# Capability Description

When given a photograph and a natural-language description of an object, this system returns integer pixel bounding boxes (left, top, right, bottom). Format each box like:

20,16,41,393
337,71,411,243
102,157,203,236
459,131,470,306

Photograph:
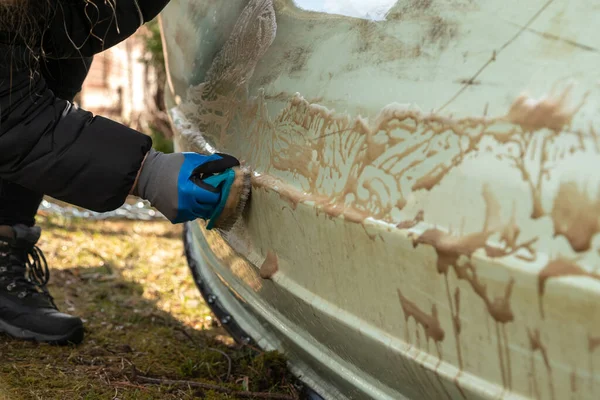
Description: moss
149,125,174,154
0,217,298,399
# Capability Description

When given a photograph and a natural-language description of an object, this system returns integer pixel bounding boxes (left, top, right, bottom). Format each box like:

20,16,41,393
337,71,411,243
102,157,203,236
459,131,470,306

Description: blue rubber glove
133,149,240,223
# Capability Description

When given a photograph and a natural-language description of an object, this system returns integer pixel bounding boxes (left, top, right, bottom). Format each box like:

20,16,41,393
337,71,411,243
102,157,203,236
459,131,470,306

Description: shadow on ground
0,218,297,400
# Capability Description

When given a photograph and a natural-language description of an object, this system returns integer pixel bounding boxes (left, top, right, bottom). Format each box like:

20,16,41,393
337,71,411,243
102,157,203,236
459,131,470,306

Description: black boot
0,224,84,345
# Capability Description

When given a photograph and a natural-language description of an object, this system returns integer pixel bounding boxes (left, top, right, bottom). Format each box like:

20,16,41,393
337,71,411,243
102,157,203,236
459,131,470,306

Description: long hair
0,0,54,74
0,1,39,44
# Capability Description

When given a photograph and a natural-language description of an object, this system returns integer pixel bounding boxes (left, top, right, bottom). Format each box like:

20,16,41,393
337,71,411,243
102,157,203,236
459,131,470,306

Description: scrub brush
192,165,252,231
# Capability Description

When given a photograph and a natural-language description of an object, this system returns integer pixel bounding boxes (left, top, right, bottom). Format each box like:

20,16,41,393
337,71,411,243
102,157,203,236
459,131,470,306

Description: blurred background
76,20,174,154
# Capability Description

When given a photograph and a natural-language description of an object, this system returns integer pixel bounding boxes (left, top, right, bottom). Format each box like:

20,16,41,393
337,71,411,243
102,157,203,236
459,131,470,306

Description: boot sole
0,319,84,345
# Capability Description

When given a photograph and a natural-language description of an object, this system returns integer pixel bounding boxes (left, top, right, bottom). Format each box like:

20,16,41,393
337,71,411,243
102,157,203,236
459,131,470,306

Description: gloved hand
132,149,240,223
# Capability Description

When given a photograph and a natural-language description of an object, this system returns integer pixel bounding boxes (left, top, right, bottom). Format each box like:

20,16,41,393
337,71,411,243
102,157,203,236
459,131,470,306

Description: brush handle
191,153,240,178
190,152,240,193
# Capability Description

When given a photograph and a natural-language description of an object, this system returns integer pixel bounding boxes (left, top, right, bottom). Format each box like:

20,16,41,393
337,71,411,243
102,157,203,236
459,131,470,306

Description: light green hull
161,1,600,398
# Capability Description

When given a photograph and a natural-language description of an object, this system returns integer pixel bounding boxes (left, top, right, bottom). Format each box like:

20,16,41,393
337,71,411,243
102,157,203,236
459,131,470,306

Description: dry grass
0,212,298,400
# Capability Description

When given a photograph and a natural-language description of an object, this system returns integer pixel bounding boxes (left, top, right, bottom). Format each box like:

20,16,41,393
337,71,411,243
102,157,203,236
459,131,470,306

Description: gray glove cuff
133,148,184,221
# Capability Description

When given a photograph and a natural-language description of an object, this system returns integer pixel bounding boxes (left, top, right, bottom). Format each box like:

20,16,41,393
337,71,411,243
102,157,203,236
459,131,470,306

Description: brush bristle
211,166,251,230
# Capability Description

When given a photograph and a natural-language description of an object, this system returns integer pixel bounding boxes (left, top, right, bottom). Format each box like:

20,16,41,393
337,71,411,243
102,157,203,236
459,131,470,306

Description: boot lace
0,243,55,306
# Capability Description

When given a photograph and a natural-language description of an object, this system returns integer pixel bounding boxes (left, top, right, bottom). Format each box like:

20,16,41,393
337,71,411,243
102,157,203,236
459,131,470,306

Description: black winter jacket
0,0,170,212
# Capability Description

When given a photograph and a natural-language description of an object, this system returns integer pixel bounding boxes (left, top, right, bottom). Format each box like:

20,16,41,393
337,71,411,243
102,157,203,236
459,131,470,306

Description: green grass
0,214,298,399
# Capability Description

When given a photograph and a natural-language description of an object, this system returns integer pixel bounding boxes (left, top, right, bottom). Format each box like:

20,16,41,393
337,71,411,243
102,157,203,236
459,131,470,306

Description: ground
0,212,298,400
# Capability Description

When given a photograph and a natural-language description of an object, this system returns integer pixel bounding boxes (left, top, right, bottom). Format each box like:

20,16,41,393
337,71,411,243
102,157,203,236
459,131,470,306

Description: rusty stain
529,339,542,399
351,18,423,62
413,185,519,322
278,191,300,210
551,181,600,252
486,204,538,261
456,78,481,86
528,328,555,400
502,324,512,389
283,46,311,73
353,19,377,53
426,16,459,50
397,289,445,343
496,323,507,388
414,227,489,273
538,259,600,317
571,368,577,392
252,174,371,224
181,77,590,230
453,371,467,399
396,210,424,229
263,91,295,102
259,250,279,279
505,85,587,132
528,329,550,370
414,239,516,323
453,287,461,338
588,335,600,352
493,316,514,389
444,276,463,370
412,185,519,389
407,0,433,11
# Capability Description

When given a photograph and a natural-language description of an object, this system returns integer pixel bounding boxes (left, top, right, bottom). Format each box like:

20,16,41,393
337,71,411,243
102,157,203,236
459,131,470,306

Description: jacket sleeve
0,75,152,212
42,0,171,58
